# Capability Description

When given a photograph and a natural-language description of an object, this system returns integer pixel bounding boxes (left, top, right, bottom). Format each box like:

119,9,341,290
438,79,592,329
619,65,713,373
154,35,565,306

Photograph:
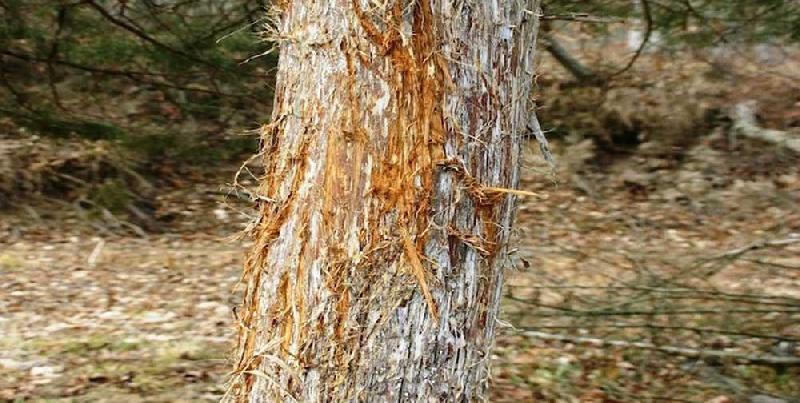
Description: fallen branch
710,237,800,261
524,324,799,342
732,101,800,153
527,111,556,169
540,33,597,83
694,235,800,277
541,13,625,24
516,330,800,367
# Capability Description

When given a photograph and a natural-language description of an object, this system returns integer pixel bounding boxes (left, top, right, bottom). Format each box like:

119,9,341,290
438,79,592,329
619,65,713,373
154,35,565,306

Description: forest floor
1,133,799,402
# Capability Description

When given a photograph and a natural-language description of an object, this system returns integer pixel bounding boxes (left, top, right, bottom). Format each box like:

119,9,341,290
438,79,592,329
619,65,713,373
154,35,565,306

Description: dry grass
0,137,147,210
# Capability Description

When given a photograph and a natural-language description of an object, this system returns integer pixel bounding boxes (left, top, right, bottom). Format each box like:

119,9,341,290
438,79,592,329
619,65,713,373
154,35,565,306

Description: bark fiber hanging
230,1,541,401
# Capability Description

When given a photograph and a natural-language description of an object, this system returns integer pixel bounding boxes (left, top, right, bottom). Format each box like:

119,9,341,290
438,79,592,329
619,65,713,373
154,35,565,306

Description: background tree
228,0,542,401
540,0,800,83
0,0,276,218
1,0,273,163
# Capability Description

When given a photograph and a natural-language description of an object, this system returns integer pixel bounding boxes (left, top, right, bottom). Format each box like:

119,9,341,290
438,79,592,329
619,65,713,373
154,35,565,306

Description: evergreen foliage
546,0,800,46
0,0,275,165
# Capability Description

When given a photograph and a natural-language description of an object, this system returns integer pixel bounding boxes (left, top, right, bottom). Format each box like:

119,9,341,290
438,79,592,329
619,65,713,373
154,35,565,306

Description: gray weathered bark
229,1,541,401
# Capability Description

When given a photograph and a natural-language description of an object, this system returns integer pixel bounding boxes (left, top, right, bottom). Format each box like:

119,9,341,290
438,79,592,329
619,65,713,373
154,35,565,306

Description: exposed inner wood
229,1,542,401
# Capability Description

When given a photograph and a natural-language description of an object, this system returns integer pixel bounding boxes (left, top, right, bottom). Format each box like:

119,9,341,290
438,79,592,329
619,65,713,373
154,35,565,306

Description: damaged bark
229,1,541,401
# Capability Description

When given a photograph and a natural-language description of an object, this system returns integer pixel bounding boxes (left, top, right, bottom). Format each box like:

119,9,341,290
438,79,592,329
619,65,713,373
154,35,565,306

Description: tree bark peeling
230,1,541,401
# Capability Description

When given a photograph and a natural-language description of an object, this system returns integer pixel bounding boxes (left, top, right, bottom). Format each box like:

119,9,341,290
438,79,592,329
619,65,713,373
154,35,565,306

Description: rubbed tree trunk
230,1,541,401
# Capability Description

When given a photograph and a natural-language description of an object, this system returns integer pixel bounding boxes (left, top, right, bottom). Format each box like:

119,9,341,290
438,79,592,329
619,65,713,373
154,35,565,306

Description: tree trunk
230,1,541,401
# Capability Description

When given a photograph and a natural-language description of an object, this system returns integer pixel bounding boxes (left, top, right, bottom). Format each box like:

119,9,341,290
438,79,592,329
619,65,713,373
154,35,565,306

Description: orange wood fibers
231,0,537,399
401,227,438,319
234,123,314,400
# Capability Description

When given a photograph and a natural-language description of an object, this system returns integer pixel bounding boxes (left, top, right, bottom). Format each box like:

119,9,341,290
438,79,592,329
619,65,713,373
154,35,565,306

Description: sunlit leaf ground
2,133,798,401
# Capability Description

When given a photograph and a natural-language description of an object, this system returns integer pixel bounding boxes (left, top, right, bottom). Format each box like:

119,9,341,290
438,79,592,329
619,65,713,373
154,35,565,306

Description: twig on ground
541,13,625,24
87,239,105,268
516,330,800,367
711,237,800,261
528,111,556,169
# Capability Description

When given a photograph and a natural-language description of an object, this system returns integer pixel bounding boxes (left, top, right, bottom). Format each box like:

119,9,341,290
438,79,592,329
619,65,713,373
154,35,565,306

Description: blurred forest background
1,0,799,402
